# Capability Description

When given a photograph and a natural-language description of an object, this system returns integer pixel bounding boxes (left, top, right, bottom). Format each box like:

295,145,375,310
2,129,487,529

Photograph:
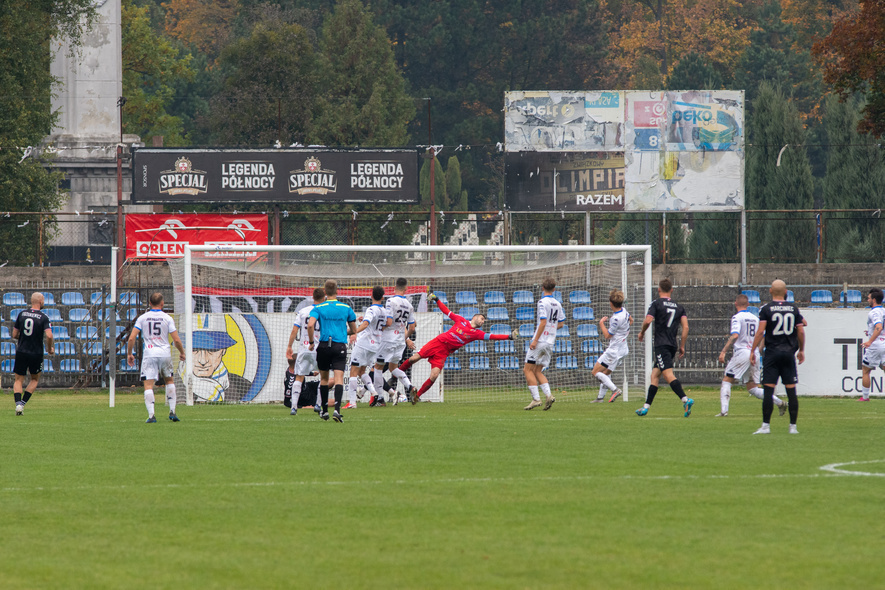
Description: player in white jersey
590,290,633,403
345,286,390,408
523,278,565,411
717,293,785,416
859,288,885,401
373,277,417,405
285,288,325,415
127,293,186,423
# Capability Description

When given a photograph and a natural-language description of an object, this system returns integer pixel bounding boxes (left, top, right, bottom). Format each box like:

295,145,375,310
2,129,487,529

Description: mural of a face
194,348,225,378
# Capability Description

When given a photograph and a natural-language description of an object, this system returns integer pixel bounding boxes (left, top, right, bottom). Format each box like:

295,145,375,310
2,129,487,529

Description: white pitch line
819,459,885,477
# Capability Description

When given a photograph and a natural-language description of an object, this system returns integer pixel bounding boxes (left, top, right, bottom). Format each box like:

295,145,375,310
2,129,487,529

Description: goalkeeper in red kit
399,291,513,404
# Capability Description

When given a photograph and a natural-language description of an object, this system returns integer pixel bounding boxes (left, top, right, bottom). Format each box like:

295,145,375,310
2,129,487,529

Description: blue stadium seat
69,308,90,322
489,323,511,336
515,307,534,321
552,291,563,303
569,290,591,304
484,291,505,304
9,309,24,322
41,292,56,306
487,307,509,321
90,292,113,305
555,356,578,370
75,326,98,340
455,291,478,305
557,325,570,337
106,325,126,339
3,292,26,306
747,306,759,316
469,357,490,370
742,290,761,304
120,358,138,372
97,309,120,322
458,306,480,319
841,290,862,305
126,308,139,321
0,326,9,339
444,356,461,371
42,358,54,373
584,356,599,369
61,292,86,306
498,356,520,370
811,290,833,304
85,342,102,355
553,340,572,353
518,323,534,338
53,326,69,340
573,307,594,321
1,342,15,355
1,359,13,372
465,341,487,354
786,290,795,302
55,342,76,355
119,291,140,305
433,291,448,304
523,340,532,353
44,308,63,322
60,359,81,373
576,324,598,338
582,340,603,354
494,340,515,354
513,290,533,304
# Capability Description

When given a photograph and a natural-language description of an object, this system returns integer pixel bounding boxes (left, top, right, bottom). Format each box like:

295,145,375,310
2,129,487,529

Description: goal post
170,244,652,406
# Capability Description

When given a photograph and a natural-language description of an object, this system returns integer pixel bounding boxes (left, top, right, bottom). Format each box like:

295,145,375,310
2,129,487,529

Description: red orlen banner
125,214,269,259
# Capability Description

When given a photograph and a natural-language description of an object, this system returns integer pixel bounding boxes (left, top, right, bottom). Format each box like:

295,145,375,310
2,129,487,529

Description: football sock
320,385,329,413
144,389,155,417
862,386,870,399
669,379,686,400
166,383,177,414
528,385,540,401
292,379,303,403
540,382,551,398
284,370,296,397
418,379,433,397
720,381,732,413
786,387,799,424
333,384,344,412
348,377,359,404
22,390,33,404
360,371,378,395
385,376,398,393
13,391,22,404
762,385,775,423
595,371,617,391
645,384,658,406
373,370,386,401
596,384,607,400
392,368,412,389
398,359,413,373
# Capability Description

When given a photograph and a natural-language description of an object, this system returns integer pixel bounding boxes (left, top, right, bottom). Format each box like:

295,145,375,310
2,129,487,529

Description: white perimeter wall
801,308,882,397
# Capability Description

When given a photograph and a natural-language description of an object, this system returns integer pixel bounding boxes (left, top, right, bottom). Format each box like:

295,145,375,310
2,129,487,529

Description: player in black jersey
636,278,693,417
11,293,54,415
750,279,805,434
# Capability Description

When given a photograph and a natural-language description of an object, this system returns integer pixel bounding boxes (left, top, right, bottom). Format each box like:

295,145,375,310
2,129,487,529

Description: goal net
168,245,651,405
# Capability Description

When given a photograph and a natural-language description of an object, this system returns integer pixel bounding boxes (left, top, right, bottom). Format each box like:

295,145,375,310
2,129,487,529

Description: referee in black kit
750,279,805,435
306,279,357,423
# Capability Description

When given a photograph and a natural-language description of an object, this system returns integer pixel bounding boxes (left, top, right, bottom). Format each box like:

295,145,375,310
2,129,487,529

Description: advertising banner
505,152,625,211
125,213,269,259
131,148,419,204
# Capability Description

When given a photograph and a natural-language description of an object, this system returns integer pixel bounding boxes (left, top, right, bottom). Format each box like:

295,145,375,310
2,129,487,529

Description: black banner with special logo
131,148,419,203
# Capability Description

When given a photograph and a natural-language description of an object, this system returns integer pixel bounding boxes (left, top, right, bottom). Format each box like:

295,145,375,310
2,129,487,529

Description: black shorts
316,342,348,372
653,346,677,371
761,349,799,386
13,351,43,376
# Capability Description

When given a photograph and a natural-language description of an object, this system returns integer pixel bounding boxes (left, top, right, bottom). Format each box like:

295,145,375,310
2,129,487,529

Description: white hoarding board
800,308,881,397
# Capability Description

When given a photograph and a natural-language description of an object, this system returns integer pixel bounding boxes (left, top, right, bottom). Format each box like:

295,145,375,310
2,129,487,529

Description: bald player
750,279,805,435
12,293,54,415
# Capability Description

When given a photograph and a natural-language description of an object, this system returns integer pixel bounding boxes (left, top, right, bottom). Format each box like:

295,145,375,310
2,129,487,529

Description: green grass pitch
1,387,882,589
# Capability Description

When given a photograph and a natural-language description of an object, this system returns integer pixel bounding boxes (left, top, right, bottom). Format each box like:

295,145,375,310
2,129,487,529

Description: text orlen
350,162,404,190
221,163,276,190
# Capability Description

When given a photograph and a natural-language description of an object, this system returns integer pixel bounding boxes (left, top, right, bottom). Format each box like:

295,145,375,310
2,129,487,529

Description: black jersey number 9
23,317,34,336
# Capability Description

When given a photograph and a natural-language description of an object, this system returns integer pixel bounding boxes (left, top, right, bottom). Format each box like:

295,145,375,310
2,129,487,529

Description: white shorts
140,355,174,382
294,350,318,376
350,344,380,368
525,342,553,368
862,343,885,369
376,341,406,364
598,344,628,372
725,348,761,383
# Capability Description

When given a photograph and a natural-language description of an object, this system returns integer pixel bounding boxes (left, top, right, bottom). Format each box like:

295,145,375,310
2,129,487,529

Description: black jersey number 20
771,312,795,336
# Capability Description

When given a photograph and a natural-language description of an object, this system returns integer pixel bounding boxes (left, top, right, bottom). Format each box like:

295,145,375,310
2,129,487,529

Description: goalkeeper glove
511,329,519,340
427,291,438,304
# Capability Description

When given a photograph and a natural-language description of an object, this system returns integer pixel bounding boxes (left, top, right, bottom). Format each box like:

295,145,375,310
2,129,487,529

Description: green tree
209,20,318,146
666,52,723,90
0,1,96,262
445,156,462,209
122,0,195,145
419,154,448,210
312,0,414,147
745,81,815,262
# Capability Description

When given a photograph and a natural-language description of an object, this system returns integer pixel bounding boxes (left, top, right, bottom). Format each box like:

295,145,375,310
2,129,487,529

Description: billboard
504,90,745,212
505,152,625,211
125,213,269,259
131,148,419,204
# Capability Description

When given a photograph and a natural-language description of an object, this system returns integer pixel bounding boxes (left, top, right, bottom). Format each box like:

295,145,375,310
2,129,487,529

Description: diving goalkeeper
398,291,513,404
